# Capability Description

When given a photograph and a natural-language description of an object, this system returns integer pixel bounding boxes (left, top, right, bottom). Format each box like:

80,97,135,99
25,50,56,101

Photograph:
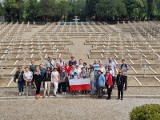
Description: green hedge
130,104,160,120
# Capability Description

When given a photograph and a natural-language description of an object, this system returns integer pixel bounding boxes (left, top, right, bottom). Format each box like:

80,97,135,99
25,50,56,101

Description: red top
106,73,113,87
64,66,72,75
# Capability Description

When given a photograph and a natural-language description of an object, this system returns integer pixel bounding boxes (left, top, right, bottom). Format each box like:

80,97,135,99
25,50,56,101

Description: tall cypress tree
85,0,98,20
147,0,153,20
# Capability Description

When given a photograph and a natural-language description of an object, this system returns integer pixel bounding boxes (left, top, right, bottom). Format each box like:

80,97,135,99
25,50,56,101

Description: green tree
37,0,56,22
54,0,72,21
116,0,127,20
95,0,117,21
153,0,160,19
24,0,39,22
0,3,4,16
3,0,24,22
125,0,148,20
69,0,86,21
85,0,98,20
147,0,154,20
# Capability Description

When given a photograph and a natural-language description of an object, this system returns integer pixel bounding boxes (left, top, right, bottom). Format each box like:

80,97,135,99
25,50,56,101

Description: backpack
120,64,128,70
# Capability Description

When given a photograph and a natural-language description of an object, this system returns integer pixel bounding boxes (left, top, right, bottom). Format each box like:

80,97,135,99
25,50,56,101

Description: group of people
14,55,129,100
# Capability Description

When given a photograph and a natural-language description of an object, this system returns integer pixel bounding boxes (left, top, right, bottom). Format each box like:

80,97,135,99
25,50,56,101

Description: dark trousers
112,76,116,86
18,81,24,93
124,76,127,90
61,82,67,92
35,81,41,95
107,86,112,99
98,86,104,96
117,85,124,99
58,82,62,93
66,81,70,91
82,90,87,94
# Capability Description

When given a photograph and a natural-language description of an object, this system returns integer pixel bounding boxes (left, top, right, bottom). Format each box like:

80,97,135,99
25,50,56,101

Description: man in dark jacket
14,66,24,96
116,70,126,100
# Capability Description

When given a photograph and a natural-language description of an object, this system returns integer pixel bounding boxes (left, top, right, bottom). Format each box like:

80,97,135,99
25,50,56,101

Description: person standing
105,57,116,87
119,59,129,90
80,67,88,94
46,55,56,71
99,63,106,75
64,62,72,91
69,56,77,66
60,67,68,95
33,67,42,99
30,60,37,74
14,66,24,96
51,67,60,96
105,70,113,100
59,58,65,67
78,59,83,69
30,60,37,88
92,60,100,72
43,67,51,98
116,71,125,100
23,66,33,97
97,70,105,98
89,67,95,95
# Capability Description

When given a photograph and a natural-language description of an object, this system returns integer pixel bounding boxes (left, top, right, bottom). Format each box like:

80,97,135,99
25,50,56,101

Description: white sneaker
64,92,66,95
22,92,24,95
18,93,22,96
62,92,64,95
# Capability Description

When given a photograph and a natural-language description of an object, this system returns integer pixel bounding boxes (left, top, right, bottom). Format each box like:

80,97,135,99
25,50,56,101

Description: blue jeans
18,81,24,93
90,81,95,94
97,86,104,95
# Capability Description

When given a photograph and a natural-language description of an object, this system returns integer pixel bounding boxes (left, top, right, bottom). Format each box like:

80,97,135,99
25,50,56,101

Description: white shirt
79,64,84,69
105,61,116,76
100,67,106,75
51,71,59,83
23,71,33,81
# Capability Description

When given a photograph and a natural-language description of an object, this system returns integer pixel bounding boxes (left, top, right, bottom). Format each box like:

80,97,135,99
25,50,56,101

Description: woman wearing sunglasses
116,70,126,100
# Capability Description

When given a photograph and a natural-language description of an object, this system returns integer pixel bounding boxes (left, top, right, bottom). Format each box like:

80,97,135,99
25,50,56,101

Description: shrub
130,104,160,120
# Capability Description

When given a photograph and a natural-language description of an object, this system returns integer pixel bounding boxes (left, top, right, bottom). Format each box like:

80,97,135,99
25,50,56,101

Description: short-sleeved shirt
120,64,128,76
23,71,33,81
92,63,100,71
51,71,59,82
69,60,77,66
105,61,116,76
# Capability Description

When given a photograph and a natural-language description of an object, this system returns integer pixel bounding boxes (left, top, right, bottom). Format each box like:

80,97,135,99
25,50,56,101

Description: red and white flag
69,78,90,91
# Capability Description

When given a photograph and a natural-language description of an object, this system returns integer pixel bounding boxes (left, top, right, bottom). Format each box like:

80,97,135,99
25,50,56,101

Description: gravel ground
0,98,160,120
0,87,160,97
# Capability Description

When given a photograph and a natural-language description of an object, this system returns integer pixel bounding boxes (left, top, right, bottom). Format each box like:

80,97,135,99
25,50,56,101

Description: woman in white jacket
51,67,60,96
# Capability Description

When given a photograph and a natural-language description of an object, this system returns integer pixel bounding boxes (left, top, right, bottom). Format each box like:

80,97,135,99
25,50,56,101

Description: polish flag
69,78,90,91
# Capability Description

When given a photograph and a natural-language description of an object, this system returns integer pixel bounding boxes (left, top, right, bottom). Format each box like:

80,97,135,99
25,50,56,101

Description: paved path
0,98,159,120
0,87,160,98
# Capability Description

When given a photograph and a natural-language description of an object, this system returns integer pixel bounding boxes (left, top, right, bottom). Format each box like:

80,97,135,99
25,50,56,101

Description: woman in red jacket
105,70,113,100
64,62,72,91
64,62,72,76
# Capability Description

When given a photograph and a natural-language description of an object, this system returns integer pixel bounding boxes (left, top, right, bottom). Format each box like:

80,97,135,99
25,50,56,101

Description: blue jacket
98,74,105,87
